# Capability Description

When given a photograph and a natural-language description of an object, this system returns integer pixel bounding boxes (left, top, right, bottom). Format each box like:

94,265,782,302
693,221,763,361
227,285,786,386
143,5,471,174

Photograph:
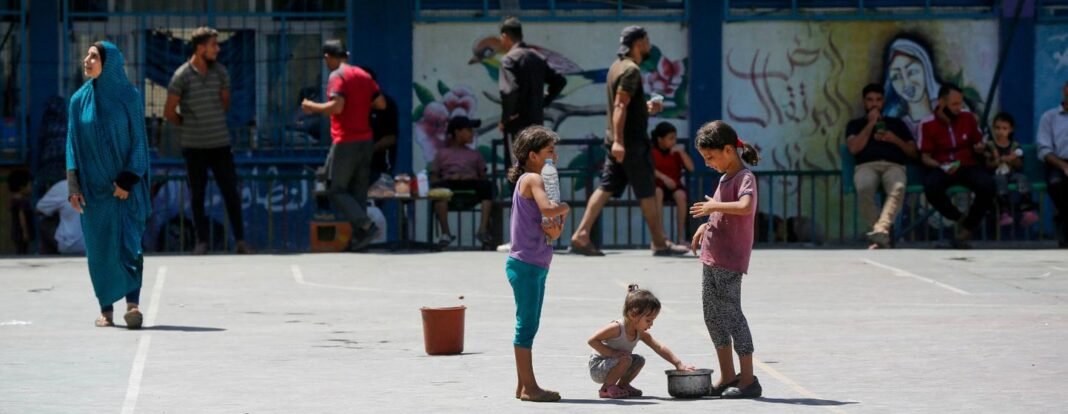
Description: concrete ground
1,248,1066,413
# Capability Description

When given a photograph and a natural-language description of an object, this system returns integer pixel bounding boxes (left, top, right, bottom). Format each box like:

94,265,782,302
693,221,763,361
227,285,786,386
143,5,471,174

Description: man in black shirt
569,26,687,257
498,16,567,168
845,83,917,248
358,67,399,180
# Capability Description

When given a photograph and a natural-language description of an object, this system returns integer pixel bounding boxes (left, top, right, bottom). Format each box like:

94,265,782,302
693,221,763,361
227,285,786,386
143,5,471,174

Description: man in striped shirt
164,27,251,255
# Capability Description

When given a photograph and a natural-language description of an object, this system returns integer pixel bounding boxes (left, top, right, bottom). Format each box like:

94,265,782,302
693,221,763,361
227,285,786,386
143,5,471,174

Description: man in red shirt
917,84,995,247
303,40,387,251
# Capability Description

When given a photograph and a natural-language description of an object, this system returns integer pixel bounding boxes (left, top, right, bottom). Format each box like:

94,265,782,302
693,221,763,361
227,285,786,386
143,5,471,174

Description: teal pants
506,257,549,349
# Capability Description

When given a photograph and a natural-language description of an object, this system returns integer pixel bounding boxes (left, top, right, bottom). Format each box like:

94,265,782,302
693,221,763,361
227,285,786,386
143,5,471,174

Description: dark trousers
329,141,373,230
1048,166,1068,246
183,146,245,243
922,165,995,230
101,289,141,313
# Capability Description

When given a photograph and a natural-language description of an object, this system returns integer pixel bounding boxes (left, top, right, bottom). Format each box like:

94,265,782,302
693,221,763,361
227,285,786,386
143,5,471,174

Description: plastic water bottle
541,159,560,245
417,170,429,198
542,159,560,204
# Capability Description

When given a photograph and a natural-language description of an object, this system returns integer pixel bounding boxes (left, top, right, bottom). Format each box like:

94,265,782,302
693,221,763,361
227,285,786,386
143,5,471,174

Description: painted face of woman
888,54,926,104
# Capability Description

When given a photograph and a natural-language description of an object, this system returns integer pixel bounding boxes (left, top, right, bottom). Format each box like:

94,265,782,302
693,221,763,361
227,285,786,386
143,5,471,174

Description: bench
840,143,1051,242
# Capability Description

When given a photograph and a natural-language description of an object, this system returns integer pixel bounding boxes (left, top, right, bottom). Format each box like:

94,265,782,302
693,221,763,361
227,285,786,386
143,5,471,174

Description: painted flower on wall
413,81,480,164
442,86,478,118
643,56,684,101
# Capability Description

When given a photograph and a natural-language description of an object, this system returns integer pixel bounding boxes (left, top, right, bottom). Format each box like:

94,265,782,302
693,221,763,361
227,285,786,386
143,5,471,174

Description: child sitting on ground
587,284,694,399
984,112,1039,227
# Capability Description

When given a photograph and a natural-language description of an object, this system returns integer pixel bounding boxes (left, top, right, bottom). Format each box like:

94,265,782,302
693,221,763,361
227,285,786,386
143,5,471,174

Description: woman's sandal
599,384,629,399
95,316,114,327
124,309,143,330
520,390,561,403
709,374,740,397
620,384,642,397
721,376,762,399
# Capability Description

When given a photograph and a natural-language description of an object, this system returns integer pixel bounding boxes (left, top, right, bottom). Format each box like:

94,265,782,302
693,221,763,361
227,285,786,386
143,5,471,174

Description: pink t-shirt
700,169,757,274
432,146,486,179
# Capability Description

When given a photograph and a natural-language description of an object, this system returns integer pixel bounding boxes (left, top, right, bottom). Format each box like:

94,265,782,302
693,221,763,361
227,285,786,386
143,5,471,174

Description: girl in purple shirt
505,126,570,402
689,120,763,399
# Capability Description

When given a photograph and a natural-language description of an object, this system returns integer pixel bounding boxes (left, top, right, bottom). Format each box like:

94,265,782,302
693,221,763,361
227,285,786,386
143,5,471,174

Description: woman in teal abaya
66,41,151,329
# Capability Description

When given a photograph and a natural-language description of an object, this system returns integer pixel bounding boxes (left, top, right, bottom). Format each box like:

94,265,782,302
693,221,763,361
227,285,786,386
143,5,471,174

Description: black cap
322,39,347,58
447,116,482,134
618,25,647,56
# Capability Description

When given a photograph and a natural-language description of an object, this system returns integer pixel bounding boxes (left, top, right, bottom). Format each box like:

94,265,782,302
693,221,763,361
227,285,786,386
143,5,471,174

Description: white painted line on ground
863,259,970,296
754,358,849,414
120,335,152,414
144,266,166,327
121,266,166,414
1051,266,1067,272
689,326,847,413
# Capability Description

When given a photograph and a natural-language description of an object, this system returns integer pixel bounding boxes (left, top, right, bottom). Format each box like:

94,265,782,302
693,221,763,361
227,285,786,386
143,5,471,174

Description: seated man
845,83,916,249
35,179,86,254
430,116,495,249
918,84,995,248
1037,80,1068,248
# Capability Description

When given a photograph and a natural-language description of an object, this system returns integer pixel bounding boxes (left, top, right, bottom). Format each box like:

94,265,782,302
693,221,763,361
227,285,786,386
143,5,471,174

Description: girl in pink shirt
689,120,762,399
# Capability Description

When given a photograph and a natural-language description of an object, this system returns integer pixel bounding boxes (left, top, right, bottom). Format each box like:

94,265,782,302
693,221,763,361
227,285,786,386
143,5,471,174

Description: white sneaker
496,242,511,253
437,234,456,248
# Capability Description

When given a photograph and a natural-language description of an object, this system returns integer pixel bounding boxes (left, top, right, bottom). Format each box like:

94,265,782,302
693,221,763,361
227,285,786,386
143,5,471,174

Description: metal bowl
665,368,714,399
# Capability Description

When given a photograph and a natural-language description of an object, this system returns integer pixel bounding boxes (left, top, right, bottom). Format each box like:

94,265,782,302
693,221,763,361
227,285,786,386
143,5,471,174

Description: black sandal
568,242,604,256
709,374,739,397
721,376,762,399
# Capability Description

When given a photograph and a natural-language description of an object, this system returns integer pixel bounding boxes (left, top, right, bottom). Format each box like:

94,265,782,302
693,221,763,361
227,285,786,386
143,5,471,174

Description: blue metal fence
60,0,350,163
0,0,26,165
415,0,689,22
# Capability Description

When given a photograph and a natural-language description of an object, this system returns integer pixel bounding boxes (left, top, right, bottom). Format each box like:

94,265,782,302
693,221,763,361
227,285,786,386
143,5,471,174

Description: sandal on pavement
709,375,739,397
520,390,561,402
721,376,762,399
620,384,642,397
95,316,114,327
124,309,143,330
599,384,629,399
569,241,605,257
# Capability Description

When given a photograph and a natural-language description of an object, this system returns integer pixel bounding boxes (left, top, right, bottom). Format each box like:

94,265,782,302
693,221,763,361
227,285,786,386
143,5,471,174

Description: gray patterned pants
702,265,754,356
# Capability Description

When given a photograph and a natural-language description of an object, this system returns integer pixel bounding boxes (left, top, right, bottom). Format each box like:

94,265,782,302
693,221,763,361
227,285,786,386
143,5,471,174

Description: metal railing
148,169,316,253
415,0,689,22
60,1,350,162
415,138,1061,250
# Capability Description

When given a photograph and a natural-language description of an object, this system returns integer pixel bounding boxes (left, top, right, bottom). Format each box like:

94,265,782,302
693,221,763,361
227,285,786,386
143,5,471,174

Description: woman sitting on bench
431,116,495,249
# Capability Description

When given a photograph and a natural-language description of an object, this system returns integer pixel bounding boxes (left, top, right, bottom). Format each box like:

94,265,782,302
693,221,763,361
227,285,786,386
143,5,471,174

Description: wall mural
723,20,998,237
412,22,689,185
1034,24,1068,133
723,20,997,171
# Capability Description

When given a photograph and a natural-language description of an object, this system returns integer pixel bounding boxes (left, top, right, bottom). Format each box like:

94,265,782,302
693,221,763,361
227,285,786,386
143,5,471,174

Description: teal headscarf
66,41,149,211
65,41,151,308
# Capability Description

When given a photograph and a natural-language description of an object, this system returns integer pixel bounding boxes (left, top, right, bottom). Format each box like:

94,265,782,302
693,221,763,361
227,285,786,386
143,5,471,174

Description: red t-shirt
327,64,380,144
652,147,685,189
918,111,983,166
700,169,757,274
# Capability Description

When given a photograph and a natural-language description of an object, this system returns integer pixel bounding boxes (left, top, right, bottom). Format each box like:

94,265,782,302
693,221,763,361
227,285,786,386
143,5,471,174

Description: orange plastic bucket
420,306,466,355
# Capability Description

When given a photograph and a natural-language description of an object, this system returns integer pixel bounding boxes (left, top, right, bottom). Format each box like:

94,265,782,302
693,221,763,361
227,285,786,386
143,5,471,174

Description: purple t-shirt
433,146,486,179
700,169,757,274
509,174,553,269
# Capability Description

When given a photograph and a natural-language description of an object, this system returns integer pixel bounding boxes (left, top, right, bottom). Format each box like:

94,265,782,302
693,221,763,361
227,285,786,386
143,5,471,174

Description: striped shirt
168,61,231,149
